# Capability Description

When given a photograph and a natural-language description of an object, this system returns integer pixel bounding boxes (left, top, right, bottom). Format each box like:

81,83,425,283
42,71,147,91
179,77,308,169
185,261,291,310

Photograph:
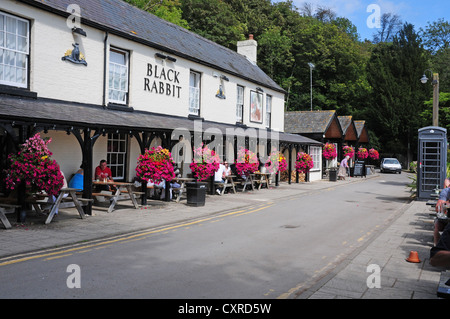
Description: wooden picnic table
223,175,237,194
173,177,195,203
0,203,21,229
44,188,91,224
253,172,270,190
25,188,92,224
241,174,255,192
92,181,139,213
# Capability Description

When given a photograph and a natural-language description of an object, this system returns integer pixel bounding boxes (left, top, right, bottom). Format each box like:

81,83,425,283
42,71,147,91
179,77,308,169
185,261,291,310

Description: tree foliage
123,0,450,158
366,24,429,154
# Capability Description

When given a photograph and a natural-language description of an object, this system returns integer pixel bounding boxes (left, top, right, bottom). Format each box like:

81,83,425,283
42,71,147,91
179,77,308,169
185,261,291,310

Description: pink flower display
357,147,369,159
135,146,175,184
295,152,314,174
4,133,64,197
190,144,220,181
323,143,337,160
265,150,287,173
369,148,379,160
343,146,355,159
235,148,259,177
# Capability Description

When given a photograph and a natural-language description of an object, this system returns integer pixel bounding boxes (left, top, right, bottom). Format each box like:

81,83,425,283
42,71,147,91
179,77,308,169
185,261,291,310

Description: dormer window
0,12,29,88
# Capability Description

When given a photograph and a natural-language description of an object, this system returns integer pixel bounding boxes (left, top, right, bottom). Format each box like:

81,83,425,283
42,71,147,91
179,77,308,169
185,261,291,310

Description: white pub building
0,0,321,215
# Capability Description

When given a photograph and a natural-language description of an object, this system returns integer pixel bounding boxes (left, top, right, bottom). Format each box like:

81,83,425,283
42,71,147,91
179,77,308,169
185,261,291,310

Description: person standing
337,155,349,180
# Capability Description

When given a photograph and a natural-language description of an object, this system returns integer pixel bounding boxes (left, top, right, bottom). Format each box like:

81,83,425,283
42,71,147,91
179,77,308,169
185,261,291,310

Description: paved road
0,172,411,298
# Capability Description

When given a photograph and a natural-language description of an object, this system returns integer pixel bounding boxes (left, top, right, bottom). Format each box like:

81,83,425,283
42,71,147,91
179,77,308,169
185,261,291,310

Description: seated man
434,178,450,245
214,163,226,195
430,222,450,267
68,166,83,191
95,160,115,192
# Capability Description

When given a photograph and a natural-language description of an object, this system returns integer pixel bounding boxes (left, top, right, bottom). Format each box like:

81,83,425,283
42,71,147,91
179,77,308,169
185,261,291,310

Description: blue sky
285,0,450,41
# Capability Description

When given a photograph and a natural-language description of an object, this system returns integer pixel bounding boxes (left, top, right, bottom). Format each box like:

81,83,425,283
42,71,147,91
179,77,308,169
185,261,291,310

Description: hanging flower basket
295,152,314,174
369,148,379,160
135,146,175,184
323,143,337,160
357,147,369,160
343,146,355,159
189,144,220,181
265,150,287,174
4,133,64,197
235,148,259,177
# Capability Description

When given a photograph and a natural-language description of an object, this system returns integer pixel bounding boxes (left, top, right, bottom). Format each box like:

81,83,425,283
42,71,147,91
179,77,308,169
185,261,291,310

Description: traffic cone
406,251,421,263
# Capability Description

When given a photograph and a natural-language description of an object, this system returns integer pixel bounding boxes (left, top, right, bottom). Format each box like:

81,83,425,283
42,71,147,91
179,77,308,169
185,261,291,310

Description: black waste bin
186,182,206,206
329,168,337,182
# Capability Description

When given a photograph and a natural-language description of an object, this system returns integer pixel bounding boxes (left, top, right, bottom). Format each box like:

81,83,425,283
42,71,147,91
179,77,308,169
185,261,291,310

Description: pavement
0,172,446,299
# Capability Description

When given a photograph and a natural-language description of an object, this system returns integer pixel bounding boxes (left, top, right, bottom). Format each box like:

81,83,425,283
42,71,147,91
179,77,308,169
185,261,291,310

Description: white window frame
0,12,29,88
266,94,272,128
107,133,127,180
189,70,201,115
310,146,321,171
236,85,244,122
108,47,129,105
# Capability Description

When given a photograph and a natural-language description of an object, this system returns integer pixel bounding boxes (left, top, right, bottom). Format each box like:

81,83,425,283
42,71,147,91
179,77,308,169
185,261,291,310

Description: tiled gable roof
24,0,284,92
354,120,365,137
338,116,357,141
284,110,337,134
338,116,352,133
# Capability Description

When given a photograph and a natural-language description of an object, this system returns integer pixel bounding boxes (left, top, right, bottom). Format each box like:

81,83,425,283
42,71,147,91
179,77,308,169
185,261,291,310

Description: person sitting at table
434,179,450,245
68,165,83,191
224,161,231,176
214,162,227,195
430,222,450,267
43,171,68,215
95,159,115,192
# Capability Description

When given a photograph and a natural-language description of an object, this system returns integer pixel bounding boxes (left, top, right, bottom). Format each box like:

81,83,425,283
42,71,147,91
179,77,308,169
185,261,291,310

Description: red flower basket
343,146,355,159
357,147,369,160
295,152,314,174
265,150,287,173
323,143,337,160
4,133,64,197
369,148,379,160
235,148,259,177
135,146,175,184
190,144,220,181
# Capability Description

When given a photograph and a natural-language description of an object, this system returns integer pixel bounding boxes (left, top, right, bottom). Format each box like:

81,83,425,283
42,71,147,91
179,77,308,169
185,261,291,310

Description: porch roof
0,95,321,146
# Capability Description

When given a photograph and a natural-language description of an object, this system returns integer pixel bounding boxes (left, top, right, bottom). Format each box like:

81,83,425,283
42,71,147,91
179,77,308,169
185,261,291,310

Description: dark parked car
380,158,402,174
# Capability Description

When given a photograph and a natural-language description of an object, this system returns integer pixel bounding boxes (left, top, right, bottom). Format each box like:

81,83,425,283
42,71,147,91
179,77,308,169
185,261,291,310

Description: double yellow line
0,202,274,267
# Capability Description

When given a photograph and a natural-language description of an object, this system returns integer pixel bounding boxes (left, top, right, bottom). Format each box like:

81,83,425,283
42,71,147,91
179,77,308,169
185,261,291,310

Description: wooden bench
437,271,450,299
0,203,21,229
427,200,437,207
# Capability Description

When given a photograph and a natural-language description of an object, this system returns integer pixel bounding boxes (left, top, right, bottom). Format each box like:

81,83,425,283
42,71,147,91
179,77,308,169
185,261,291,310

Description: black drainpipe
102,31,109,108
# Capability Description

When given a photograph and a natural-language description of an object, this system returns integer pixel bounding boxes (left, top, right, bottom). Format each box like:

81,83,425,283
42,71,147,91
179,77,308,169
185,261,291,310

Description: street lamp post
421,70,440,126
308,62,315,111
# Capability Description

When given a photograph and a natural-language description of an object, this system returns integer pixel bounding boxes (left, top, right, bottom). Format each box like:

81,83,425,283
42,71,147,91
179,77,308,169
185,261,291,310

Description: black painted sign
144,63,182,98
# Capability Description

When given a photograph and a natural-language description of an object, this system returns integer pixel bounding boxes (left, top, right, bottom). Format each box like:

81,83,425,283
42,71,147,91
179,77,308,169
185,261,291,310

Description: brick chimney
237,34,257,65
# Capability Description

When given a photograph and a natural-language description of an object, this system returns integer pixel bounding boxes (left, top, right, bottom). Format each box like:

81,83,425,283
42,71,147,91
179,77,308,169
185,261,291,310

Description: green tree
124,0,190,29
257,26,294,82
366,23,429,159
181,0,246,49
420,19,450,92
